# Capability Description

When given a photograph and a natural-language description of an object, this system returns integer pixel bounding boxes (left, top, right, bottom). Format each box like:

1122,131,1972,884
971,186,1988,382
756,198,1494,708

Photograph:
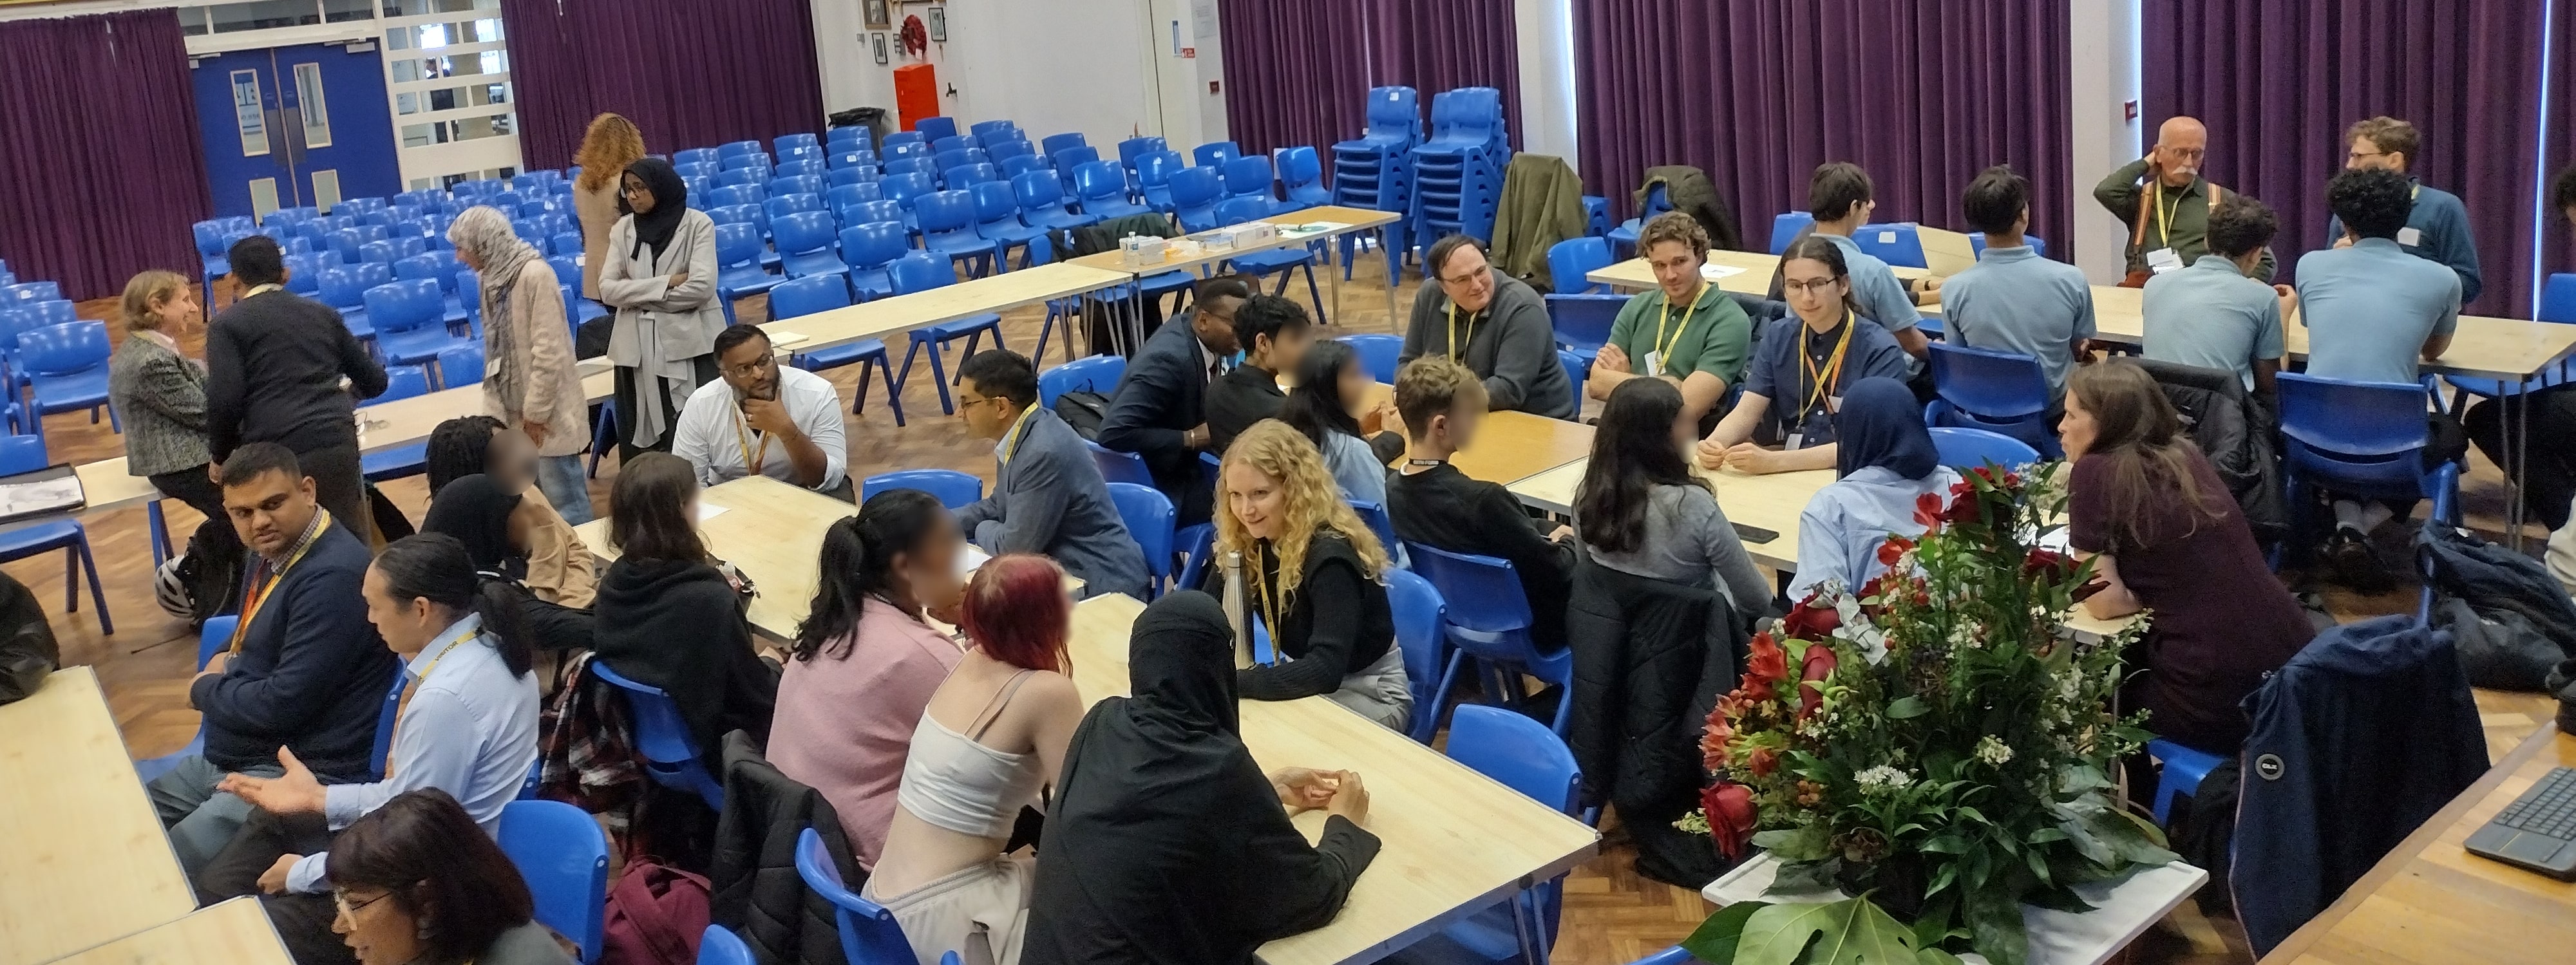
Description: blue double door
193,42,401,220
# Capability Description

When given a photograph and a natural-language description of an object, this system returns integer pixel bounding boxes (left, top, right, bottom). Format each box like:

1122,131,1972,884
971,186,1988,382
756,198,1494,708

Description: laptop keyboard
2492,767,2576,840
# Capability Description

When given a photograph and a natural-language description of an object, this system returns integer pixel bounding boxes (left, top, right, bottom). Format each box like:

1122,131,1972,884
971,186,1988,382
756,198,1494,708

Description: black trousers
2465,387,2576,530
150,464,240,561
292,443,370,545
611,356,719,462
196,809,354,965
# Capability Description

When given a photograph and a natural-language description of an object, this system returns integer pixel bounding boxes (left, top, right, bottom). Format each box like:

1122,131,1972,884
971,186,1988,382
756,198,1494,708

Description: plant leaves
1962,886,2030,965
1768,858,1843,896
1917,950,1967,965
1918,834,1971,855
2023,883,2098,914
1887,696,1929,719
1754,823,1833,863
1678,899,1768,965
1736,898,1922,965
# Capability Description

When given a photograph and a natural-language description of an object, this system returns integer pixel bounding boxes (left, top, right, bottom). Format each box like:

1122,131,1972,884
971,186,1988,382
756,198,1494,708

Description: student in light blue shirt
2143,195,2289,395
1800,163,1932,371
2322,117,2482,304
1939,165,2097,399
1789,377,1962,599
2296,168,2459,387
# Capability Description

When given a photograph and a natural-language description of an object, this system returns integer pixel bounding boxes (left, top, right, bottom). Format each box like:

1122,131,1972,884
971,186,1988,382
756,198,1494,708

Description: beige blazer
599,209,726,370
482,259,590,458
572,179,621,300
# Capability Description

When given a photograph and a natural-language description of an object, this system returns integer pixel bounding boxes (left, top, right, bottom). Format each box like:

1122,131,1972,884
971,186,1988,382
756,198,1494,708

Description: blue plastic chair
435,343,486,389
2276,373,2463,574
360,366,436,482
1222,155,1280,207
2146,738,2228,827
1217,197,1327,323
711,222,781,325
889,252,1007,414
837,220,912,304
1340,333,1403,384
1606,184,1672,256
1038,355,1127,409
1135,151,1188,213
0,435,106,632
772,274,903,424
18,321,117,429
1167,166,1225,232
773,211,848,281
795,827,922,964
1012,171,1097,233
1927,426,2039,472
498,799,610,963
1560,349,1587,410
1108,482,1178,597
1039,132,1087,157
1544,294,1622,371
697,925,755,965
1405,543,1573,735
1547,238,1613,295
914,117,960,143
1074,162,1149,220
1770,212,1817,254
862,469,983,509
969,181,1043,270
588,658,726,808
917,190,1001,277
1087,440,1157,488
1386,569,1450,743
1117,135,1169,173
2448,271,2576,399
1399,704,1585,965
368,278,468,367
1924,342,2061,458
134,616,236,782
943,162,1000,190
1854,223,1929,268
1050,145,1102,192
1193,141,1241,169
1276,146,1330,209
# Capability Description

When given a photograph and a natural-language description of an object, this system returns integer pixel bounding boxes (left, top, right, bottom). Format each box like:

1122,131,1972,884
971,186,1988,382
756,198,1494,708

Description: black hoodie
591,556,777,756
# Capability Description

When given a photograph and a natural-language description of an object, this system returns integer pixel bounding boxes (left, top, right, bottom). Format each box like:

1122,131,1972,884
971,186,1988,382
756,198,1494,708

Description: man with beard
2096,115,2277,286
672,325,849,498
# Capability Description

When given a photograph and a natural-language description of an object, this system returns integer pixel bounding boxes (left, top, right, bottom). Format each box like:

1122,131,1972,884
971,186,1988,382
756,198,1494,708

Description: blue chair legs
587,405,616,479
64,534,109,635
148,501,172,568
2147,738,2227,826
851,348,907,427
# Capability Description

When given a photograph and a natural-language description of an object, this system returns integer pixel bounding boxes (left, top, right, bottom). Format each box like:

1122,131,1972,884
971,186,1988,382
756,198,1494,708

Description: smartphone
1731,522,1779,544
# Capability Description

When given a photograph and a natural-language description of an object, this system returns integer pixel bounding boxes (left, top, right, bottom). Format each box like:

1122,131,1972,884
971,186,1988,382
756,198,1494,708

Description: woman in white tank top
864,554,1086,965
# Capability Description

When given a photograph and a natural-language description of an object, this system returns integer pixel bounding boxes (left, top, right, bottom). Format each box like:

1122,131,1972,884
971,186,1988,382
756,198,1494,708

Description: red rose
1913,492,1946,528
2022,548,2076,581
1797,644,1837,720
1746,632,1788,686
1875,535,1915,568
1781,599,1842,641
1747,745,1779,778
1942,482,1985,526
1736,671,1776,704
1702,782,1758,861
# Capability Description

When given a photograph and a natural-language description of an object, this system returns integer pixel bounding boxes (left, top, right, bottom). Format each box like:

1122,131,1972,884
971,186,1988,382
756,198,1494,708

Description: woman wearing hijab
1019,591,1378,965
450,207,592,525
599,158,726,460
421,474,594,653
1786,377,1964,599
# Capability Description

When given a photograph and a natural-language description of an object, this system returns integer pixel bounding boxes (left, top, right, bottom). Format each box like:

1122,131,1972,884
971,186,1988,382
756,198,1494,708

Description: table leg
1326,232,1344,325
1382,227,1401,334
2509,379,2530,551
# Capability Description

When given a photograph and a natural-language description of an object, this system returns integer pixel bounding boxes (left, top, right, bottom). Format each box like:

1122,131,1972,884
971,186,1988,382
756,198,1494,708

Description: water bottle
1220,550,1251,668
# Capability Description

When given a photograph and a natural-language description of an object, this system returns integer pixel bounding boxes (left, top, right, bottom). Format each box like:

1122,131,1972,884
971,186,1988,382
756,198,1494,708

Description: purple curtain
1217,0,1376,156
1575,0,2072,256
2144,0,2550,316
500,0,825,169
0,10,210,302
1371,0,1523,149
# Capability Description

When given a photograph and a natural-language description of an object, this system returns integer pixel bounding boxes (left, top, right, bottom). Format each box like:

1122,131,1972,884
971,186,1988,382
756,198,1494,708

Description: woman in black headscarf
1786,376,1963,599
598,156,726,460
421,474,594,653
1020,591,1381,965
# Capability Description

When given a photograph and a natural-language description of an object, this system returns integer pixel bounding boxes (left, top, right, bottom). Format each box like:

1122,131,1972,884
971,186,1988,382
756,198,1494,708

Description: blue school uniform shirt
1741,314,1913,447
2142,254,2285,391
1788,465,1963,599
1817,232,1924,372
2322,178,2482,304
2294,238,2461,385
1939,245,2097,397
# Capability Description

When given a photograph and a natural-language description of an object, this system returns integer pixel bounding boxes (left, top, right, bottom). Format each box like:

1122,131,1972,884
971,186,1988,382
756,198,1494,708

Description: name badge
1825,395,1843,414
2145,247,2184,274
1785,433,1803,451
1641,350,1663,376
2398,227,2423,247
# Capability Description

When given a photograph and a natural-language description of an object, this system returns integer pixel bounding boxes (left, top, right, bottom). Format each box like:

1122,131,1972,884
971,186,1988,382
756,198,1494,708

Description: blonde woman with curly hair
1206,420,1408,729
571,113,647,300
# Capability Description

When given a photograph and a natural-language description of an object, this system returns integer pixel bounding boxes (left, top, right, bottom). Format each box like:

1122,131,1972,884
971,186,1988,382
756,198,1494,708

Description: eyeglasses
1439,267,1489,286
955,392,1005,411
1781,277,1843,295
333,889,393,917
721,354,776,379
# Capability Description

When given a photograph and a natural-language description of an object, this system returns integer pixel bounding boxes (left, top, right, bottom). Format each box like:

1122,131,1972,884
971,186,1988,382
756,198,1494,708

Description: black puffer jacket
2135,357,2287,548
1565,559,1746,888
709,731,859,965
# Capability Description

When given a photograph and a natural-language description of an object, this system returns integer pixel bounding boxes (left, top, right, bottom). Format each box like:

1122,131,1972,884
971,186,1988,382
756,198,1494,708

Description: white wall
1513,0,1578,175
810,0,1196,149
2067,0,2141,283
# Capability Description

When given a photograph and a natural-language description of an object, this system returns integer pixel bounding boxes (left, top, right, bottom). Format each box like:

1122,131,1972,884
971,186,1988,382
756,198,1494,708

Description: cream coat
482,259,590,458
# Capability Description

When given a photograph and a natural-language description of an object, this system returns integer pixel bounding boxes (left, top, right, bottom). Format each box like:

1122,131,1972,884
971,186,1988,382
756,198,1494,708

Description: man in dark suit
145,443,395,876
1204,294,1314,453
1097,276,1251,525
205,236,389,541
958,350,1152,598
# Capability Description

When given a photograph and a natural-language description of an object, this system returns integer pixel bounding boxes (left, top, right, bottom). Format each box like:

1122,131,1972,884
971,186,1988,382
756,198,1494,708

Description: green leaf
1887,696,1929,719
1754,823,1833,863
1768,858,1843,896
1917,950,1967,965
2022,884,2098,914
2025,827,2069,845
1962,886,2031,965
1918,834,1971,855
1678,899,1768,965
1736,899,1922,965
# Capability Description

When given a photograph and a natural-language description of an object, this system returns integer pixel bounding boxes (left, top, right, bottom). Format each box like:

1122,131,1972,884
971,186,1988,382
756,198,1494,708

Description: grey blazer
108,333,214,477
956,408,1152,599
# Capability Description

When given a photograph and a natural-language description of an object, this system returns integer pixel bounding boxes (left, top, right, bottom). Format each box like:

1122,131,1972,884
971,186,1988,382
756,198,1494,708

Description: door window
231,69,270,156
292,61,334,147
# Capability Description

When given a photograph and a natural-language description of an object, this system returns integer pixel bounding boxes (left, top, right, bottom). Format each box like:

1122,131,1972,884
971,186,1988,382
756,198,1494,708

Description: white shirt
671,364,848,491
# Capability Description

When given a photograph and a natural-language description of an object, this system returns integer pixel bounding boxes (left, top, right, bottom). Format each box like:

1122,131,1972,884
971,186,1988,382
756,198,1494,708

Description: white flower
2056,670,2084,703
1975,735,2014,766
1855,765,1913,794
1947,622,1982,650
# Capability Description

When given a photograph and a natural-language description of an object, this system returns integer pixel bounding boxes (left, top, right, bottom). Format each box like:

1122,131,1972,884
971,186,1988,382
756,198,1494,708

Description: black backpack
1053,391,1110,441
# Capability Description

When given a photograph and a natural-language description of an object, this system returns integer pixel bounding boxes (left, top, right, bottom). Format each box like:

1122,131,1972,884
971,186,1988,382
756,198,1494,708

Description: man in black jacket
1384,356,1580,651
147,443,394,876
1097,276,1251,525
205,236,390,541
1204,294,1312,453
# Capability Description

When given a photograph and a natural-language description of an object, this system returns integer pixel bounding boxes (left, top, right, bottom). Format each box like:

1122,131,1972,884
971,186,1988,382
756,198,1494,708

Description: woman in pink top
768,490,968,868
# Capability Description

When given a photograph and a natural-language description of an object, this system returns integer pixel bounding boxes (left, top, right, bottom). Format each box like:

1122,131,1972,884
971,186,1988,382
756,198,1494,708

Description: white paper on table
1700,264,1747,281
696,504,729,523
1282,221,1346,236
958,545,992,580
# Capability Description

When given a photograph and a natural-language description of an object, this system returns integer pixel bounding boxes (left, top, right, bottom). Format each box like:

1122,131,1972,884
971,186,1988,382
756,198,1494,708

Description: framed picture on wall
927,6,946,42
863,0,888,29
872,32,889,64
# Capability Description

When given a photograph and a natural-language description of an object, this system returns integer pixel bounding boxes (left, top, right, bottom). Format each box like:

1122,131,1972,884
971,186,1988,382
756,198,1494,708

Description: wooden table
756,261,1133,357
1063,593,1600,965
574,475,853,641
1070,205,1407,344
48,897,293,965
0,667,197,965
1356,384,1595,487
1588,249,1932,296
2261,725,2576,964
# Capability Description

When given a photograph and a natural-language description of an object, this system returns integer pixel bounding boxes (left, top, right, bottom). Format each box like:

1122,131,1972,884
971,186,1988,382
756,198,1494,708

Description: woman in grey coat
108,269,236,560
599,157,727,460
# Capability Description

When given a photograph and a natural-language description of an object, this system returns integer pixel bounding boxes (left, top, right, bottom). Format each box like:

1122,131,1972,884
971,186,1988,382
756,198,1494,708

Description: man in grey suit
957,350,1151,599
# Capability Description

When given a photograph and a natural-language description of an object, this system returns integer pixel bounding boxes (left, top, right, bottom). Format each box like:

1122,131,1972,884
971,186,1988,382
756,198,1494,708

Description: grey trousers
145,755,282,877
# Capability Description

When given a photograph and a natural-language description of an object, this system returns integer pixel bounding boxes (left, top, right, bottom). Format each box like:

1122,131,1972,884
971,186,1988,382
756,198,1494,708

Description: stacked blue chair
359,366,436,482
775,275,904,426
1923,342,2061,458
1408,87,1510,265
0,434,109,632
1332,87,1423,283
497,800,610,964
889,252,1005,414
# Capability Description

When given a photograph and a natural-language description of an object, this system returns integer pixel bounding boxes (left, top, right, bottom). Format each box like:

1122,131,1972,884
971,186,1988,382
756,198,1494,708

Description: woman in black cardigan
589,452,777,753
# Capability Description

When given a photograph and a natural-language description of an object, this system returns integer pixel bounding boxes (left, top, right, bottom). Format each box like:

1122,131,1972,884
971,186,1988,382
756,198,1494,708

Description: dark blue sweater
189,521,395,782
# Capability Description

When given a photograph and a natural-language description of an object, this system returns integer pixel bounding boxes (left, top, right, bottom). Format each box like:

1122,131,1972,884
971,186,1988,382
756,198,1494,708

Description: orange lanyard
229,508,331,655
732,408,771,476
1798,312,1857,420
383,623,476,781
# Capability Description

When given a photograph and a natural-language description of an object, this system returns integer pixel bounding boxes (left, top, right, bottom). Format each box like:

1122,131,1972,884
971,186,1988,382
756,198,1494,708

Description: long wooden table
573,474,855,641
755,261,1133,358
47,897,293,965
1587,249,1931,296
1064,593,1600,965
1355,384,1595,487
1070,204,1408,344
2262,725,2576,964
0,667,198,965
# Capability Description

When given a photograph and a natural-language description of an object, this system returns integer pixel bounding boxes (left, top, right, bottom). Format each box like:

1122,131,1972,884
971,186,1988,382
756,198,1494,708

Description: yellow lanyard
732,407,771,476
2151,182,2181,250
997,404,1040,465
229,508,332,655
1444,302,1478,361
1652,283,1707,373
383,625,477,781
1798,312,1858,420
1249,543,1283,642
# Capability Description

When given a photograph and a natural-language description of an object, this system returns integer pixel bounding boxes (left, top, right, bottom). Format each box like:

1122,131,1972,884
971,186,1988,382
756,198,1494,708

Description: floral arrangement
1676,463,2175,965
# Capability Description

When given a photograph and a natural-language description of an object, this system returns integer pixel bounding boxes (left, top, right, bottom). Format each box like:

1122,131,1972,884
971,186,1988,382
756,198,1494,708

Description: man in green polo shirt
2095,115,2277,285
1589,211,1751,430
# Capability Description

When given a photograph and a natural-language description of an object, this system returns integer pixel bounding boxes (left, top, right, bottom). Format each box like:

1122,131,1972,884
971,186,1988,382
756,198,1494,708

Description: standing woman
109,270,239,570
570,112,645,303
449,207,591,524
1276,339,1401,504
1575,378,1772,616
1787,377,1962,599
598,158,725,458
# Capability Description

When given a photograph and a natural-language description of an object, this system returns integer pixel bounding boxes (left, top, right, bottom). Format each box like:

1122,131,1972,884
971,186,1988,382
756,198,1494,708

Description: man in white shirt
672,325,850,498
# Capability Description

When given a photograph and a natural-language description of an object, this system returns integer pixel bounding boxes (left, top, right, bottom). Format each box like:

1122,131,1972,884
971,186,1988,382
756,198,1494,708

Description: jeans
535,454,594,525
145,755,283,877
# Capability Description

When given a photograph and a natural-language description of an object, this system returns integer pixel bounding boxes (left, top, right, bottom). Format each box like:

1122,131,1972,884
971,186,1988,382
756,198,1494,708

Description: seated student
590,452,780,758
427,416,596,608
2142,196,2291,396
672,325,849,497
1205,294,1315,452
421,476,596,653
954,350,1151,599
866,554,1086,965
1589,211,1753,431
1386,357,1580,651
149,443,396,877
1278,339,1403,505
1021,592,1377,965
1798,163,1933,369
2064,361,2313,753
200,534,542,965
316,791,573,965
1099,276,1253,525
1397,235,1577,419
1940,165,2098,402
1696,236,1913,476
1576,379,1771,617
2293,167,2466,589
2325,117,2481,303
1206,421,1408,730
1787,378,1962,599
770,490,969,870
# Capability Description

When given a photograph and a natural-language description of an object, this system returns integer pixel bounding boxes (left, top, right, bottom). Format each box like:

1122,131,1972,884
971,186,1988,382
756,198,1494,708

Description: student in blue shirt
2143,196,2291,395
1697,236,1913,476
1795,164,1933,370
1940,165,2098,401
2323,117,2481,305
1788,377,1961,600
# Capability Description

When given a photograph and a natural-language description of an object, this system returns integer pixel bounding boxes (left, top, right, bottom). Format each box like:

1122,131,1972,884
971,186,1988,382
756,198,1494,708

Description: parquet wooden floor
27,254,2561,965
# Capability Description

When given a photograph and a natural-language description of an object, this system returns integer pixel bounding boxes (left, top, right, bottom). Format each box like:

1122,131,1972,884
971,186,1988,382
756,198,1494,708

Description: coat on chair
1565,558,1747,888
710,731,864,965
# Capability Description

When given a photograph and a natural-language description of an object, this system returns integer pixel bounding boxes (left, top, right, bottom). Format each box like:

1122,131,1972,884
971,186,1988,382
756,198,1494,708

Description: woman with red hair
864,552,1081,965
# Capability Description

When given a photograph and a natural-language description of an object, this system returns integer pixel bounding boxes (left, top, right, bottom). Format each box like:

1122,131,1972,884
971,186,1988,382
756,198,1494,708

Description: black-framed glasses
721,354,776,379
1781,277,1843,295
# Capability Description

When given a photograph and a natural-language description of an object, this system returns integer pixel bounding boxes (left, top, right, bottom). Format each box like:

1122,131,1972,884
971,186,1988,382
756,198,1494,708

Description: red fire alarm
1181,46,1195,59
